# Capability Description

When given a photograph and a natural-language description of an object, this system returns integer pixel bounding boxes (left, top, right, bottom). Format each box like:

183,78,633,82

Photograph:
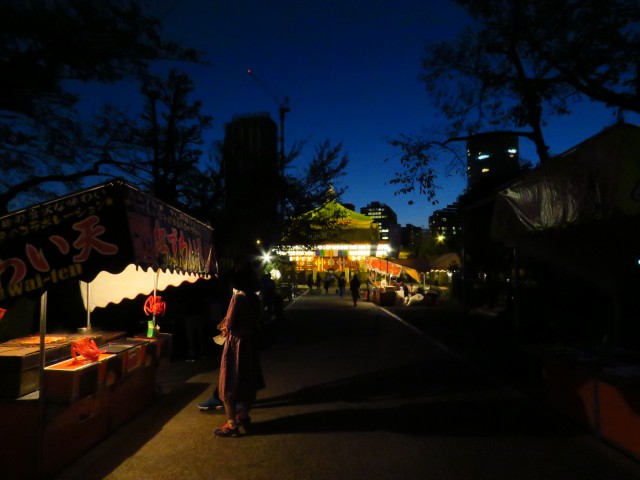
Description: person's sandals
214,421,240,438
236,414,252,433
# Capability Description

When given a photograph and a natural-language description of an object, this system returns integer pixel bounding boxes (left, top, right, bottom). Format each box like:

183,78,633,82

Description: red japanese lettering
25,244,50,272
0,257,27,286
154,221,170,256
50,235,70,254
167,227,178,256
179,231,188,257
72,216,118,262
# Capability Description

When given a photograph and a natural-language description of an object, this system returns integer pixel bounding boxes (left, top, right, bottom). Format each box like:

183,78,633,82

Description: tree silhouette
96,70,212,209
388,0,640,203
0,1,200,213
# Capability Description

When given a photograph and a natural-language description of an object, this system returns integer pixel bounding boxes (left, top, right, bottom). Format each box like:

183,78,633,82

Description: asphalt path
53,290,640,480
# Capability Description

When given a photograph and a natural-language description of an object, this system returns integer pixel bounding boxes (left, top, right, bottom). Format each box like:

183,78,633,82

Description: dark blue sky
108,0,637,227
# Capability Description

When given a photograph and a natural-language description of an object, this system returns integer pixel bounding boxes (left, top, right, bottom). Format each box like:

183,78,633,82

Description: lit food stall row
364,257,403,305
364,255,460,306
0,180,216,479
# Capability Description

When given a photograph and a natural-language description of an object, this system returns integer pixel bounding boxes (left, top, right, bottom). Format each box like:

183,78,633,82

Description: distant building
360,201,400,253
400,224,423,251
429,202,462,244
466,132,520,189
221,113,280,252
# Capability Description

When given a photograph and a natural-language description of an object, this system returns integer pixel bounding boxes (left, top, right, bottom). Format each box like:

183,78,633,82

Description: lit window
481,168,490,173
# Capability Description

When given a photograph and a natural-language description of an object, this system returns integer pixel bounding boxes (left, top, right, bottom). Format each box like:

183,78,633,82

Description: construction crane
247,69,291,176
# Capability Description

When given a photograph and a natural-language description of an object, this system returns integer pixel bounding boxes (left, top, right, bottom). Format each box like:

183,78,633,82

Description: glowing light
270,269,282,281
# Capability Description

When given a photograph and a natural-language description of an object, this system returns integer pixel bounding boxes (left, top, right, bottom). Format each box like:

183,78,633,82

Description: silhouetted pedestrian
338,273,346,298
350,274,361,306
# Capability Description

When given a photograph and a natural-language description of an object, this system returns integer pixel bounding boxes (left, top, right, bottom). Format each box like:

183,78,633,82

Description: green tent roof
309,200,374,227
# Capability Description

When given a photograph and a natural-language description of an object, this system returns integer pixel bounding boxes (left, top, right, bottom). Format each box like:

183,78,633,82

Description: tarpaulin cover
426,253,461,271
492,123,640,240
0,180,216,307
489,123,640,292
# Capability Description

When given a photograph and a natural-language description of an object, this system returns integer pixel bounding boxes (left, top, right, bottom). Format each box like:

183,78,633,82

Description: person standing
215,264,265,438
197,276,232,411
337,273,346,298
349,274,361,307
259,272,276,325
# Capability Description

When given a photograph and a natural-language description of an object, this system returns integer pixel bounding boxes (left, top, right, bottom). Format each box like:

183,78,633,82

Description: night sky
83,0,639,227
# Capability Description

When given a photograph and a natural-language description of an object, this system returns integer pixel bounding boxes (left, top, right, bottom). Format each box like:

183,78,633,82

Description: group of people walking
307,272,362,306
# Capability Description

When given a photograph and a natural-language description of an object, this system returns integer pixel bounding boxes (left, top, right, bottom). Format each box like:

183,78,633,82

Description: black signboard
0,181,215,306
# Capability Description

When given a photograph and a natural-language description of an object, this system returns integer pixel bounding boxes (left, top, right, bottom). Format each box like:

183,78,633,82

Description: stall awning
80,264,204,312
364,257,402,277
0,180,216,308
427,253,461,271
365,256,460,282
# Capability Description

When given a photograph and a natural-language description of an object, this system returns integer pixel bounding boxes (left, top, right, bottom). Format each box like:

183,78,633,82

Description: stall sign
0,181,215,305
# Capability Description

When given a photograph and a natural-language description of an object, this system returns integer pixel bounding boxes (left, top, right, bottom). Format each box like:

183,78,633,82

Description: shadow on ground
246,357,580,439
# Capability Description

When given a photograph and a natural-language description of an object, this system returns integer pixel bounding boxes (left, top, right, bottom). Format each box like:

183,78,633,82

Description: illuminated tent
365,256,460,283
0,180,216,340
365,257,403,276
0,180,217,479
0,180,215,308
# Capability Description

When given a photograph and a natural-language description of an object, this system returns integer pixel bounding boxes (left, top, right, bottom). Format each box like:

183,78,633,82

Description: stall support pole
37,291,48,479
147,270,160,338
85,281,92,332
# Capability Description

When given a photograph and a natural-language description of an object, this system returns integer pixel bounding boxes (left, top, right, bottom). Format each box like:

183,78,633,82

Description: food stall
0,180,216,479
364,257,403,305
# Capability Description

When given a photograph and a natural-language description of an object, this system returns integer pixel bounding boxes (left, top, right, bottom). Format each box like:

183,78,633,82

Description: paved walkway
53,291,640,480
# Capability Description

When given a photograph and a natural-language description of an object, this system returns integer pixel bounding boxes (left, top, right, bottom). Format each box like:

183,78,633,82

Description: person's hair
232,263,260,292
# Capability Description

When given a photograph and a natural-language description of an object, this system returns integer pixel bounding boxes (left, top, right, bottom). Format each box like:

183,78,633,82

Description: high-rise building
360,201,400,253
400,224,424,250
223,112,279,194
429,202,462,245
466,132,520,189
221,113,280,253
